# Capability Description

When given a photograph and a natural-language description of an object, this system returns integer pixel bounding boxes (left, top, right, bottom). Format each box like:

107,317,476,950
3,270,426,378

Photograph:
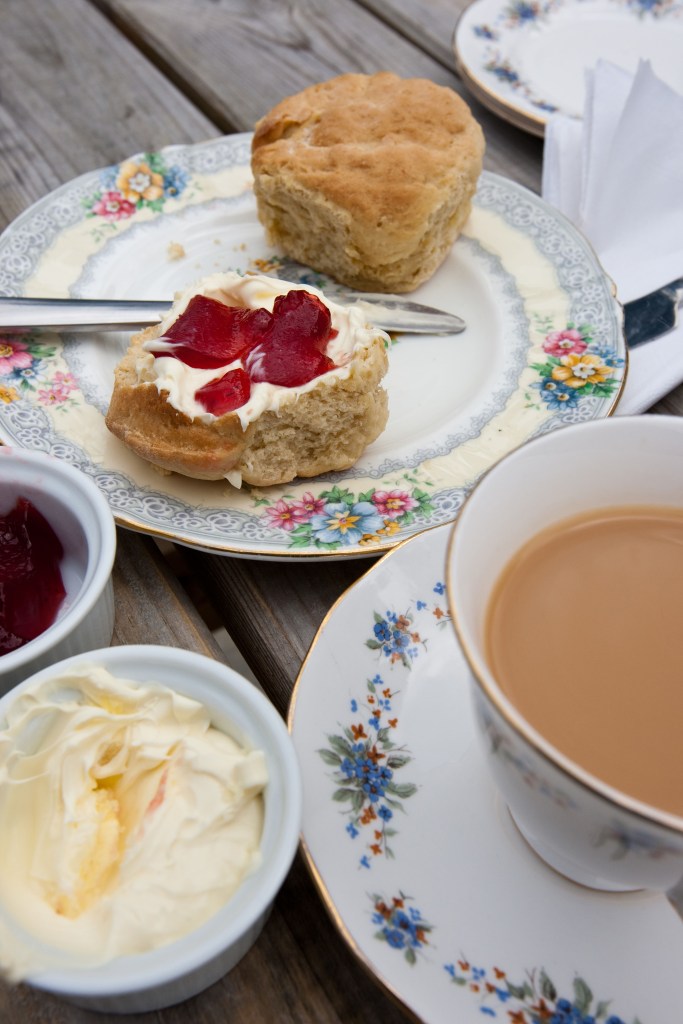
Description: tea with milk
485,505,683,816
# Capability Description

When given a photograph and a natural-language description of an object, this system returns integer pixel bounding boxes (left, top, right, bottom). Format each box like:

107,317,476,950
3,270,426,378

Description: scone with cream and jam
105,272,389,488
251,72,485,293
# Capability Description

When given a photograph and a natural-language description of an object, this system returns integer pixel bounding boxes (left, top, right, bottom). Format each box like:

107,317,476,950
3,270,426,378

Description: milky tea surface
485,506,683,816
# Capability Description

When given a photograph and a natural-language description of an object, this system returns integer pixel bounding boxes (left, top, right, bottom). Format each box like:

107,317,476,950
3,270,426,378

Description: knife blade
622,277,683,348
2,282,679,344
0,293,466,336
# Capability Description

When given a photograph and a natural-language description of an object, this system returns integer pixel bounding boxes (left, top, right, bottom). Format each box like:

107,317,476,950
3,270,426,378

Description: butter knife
0,293,466,336
622,277,683,348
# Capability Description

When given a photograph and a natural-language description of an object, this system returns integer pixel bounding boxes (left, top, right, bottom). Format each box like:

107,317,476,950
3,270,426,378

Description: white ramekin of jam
0,447,116,692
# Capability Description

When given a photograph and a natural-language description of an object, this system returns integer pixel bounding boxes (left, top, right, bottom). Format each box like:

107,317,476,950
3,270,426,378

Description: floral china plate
289,523,683,1022
0,134,624,558
454,0,683,136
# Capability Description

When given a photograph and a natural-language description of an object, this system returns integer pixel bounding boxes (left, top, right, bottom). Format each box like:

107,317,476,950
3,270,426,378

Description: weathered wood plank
357,0,466,70
92,0,454,125
91,0,543,191
185,548,373,716
0,0,218,224
111,531,225,655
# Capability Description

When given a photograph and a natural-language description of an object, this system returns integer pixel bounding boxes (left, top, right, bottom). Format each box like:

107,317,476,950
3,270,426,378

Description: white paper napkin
542,60,683,414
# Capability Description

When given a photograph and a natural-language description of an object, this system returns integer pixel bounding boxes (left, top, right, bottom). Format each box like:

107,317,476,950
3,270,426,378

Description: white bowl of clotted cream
0,644,302,1013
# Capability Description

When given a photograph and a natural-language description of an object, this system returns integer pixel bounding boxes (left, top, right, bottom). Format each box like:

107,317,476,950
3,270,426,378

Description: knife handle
624,278,683,349
0,297,169,333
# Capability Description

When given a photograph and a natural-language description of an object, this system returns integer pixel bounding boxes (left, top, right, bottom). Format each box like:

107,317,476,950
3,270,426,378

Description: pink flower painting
0,340,33,376
542,328,588,358
372,490,419,519
91,191,137,221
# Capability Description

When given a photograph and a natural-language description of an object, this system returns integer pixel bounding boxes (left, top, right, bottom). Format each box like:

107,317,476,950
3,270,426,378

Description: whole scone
105,273,389,488
251,72,485,293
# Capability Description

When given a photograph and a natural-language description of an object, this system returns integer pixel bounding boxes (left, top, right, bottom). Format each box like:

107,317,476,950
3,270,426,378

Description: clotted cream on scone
105,272,389,488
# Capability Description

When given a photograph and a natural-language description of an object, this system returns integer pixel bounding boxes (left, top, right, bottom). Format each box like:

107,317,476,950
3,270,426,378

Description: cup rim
0,644,302,997
0,448,116,674
447,415,683,838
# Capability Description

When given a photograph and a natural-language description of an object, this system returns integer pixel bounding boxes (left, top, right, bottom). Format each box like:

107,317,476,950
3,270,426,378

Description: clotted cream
0,665,267,980
136,270,388,429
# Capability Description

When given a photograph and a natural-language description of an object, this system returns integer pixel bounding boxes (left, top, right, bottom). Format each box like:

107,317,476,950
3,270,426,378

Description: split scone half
105,272,389,488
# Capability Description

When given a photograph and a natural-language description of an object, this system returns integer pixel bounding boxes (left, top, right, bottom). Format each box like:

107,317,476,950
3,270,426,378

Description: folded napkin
542,60,683,414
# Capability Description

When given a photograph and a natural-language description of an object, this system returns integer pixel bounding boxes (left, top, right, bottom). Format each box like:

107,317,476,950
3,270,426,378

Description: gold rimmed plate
0,134,624,558
453,0,683,137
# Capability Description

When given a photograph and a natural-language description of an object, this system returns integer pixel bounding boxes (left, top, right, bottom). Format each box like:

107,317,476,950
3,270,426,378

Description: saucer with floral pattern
454,0,683,135
289,522,683,1022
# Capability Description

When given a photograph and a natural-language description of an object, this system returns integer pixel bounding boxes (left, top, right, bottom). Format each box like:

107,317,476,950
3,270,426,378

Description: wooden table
1,2,681,1021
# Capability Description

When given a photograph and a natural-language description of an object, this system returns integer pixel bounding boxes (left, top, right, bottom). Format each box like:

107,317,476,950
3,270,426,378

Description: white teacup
447,415,683,892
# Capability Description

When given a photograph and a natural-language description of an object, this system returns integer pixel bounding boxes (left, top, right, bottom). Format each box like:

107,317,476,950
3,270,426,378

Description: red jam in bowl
0,497,66,655
149,289,338,413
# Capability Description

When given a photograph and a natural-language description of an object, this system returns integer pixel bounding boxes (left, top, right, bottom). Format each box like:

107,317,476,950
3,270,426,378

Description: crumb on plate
167,241,186,261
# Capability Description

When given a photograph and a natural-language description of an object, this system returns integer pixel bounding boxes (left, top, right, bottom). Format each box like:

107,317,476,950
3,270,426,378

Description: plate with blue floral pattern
289,522,683,1022
0,134,625,557
454,0,683,136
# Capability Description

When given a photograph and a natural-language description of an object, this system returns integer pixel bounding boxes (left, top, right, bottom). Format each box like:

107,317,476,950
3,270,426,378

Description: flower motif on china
0,337,77,410
367,609,426,668
479,705,578,810
625,0,679,16
503,0,544,26
372,892,432,965
258,482,436,552
485,54,521,87
83,151,192,230
317,579,454,866
0,339,34,377
117,158,164,203
90,191,137,222
595,820,682,862
542,327,588,358
0,383,19,405
473,0,681,116
366,581,451,669
318,675,417,868
528,321,621,413
444,958,635,1023
309,501,383,547
36,371,79,408
473,23,498,38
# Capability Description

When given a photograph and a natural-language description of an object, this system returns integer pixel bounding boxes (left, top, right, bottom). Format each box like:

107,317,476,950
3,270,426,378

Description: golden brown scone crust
105,322,389,488
251,72,485,293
